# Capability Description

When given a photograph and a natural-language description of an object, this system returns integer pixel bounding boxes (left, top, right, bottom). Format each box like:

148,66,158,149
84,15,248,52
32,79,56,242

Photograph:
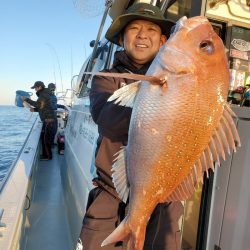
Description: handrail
0,116,39,193
0,116,42,250
0,208,6,237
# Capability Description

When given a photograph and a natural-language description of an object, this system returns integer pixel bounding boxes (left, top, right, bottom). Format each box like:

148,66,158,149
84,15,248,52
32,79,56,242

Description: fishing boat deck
23,149,73,250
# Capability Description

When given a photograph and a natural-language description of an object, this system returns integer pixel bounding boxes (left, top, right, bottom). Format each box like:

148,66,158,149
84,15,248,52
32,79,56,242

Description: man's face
35,86,42,92
122,19,167,66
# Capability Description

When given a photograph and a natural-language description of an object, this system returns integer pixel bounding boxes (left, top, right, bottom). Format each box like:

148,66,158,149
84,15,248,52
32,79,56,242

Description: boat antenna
45,43,64,93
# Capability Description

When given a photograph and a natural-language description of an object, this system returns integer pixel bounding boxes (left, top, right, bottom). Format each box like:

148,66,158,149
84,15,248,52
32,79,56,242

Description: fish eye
199,40,214,55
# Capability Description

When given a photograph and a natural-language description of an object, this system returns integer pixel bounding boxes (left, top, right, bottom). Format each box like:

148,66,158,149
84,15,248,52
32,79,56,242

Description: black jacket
25,88,56,122
90,50,152,189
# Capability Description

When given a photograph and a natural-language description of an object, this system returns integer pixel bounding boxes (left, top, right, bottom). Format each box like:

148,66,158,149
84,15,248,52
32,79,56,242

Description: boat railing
0,116,42,249
56,88,77,107
0,208,5,236
0,115,39,193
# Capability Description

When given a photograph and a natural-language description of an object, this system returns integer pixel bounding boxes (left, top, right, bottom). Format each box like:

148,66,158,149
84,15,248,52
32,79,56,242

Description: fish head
157,16,229,96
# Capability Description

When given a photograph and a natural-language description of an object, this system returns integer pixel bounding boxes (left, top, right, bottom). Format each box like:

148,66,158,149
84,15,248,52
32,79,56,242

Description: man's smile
135,43,149,48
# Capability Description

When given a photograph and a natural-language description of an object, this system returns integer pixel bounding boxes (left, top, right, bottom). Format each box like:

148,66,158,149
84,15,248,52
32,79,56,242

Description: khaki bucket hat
105,2,175,45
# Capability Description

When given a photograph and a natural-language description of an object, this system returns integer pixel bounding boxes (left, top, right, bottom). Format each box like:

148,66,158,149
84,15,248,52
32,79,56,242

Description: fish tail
101,220,130,247
127,228,146,250
101,218,146,250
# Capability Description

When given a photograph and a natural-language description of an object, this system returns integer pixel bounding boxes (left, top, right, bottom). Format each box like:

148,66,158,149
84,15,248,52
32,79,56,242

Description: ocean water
0,105,37,183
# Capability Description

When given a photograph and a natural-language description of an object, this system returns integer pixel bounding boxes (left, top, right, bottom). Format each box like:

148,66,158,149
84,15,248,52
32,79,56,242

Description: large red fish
101,16,240,249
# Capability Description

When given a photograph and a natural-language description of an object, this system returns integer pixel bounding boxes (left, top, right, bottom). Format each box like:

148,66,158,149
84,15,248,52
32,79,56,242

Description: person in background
21,81,56,160
48,83,57,110
76,3,183,250
48,82,58,144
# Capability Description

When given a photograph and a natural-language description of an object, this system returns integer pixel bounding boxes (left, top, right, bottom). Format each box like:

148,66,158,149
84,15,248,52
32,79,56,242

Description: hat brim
105,13,175,45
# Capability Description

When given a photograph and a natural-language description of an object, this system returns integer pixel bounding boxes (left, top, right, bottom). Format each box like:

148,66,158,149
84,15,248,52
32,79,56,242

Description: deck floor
23,148,73,250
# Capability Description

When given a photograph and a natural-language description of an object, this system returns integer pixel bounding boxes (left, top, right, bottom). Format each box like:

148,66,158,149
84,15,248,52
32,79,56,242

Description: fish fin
127,228,146,250
112,147,130,203
108,81,141,108
167,105,241,202
102,218,146,250
211,105,241,159
101,219,130,247
224,104,241,147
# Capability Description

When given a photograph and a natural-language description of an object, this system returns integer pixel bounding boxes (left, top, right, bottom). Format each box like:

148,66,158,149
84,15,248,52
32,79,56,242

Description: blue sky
0,0,110,105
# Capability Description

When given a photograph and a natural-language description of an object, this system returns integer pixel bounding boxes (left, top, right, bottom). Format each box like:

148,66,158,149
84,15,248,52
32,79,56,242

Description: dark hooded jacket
50,92,58,110
25,88,56,122
90,50,152,192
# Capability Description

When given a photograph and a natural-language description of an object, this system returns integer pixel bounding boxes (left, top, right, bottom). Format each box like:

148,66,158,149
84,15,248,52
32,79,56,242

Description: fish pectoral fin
108,81,141,108
112,147,130,203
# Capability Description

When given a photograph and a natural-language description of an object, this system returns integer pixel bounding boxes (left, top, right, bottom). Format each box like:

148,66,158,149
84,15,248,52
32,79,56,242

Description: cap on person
48,83,56,91
105,2,175,45
31,81,45,89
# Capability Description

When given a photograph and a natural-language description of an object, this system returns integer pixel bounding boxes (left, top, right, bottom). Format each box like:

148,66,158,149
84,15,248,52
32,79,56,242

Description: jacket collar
113,50,152,75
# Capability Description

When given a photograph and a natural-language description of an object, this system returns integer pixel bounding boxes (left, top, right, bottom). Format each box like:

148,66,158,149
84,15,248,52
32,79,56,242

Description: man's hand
21,96,27,101
29,108,35,112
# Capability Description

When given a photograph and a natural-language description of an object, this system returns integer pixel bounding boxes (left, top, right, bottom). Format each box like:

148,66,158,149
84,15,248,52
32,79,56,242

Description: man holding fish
78,0,242,248
76,2,184,250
